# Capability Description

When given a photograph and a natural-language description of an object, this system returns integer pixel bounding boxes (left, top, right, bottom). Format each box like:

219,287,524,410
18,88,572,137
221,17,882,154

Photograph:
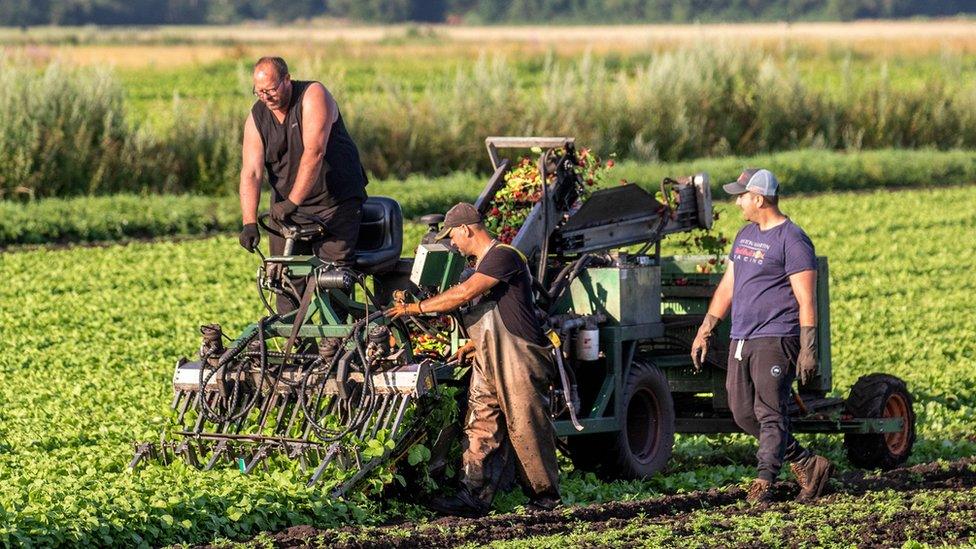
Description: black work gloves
797,326,818,385
690,313,721,372
271,198,298,223
239,223,260,252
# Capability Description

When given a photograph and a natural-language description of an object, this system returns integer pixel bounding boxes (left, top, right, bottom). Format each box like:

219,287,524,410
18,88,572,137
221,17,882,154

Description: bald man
238,56,369,314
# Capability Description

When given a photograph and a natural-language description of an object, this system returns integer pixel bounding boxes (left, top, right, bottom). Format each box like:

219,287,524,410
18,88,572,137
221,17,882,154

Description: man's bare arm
288,83,333,205
705,262,735,320
788,269,817,327
240,113,264,224
420,273,500,314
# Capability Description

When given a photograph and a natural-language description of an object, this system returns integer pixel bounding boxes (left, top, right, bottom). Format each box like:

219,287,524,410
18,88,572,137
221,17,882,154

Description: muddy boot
425,489,489,518
746,478,773,504
790,454,834,502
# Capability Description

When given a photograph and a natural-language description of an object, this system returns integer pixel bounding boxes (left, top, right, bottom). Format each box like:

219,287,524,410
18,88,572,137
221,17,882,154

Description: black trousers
269,197,363,316
726,336,811,482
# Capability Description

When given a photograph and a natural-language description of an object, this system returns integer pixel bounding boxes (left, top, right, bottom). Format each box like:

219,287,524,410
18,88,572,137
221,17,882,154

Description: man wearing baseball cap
691,169,833,503
386,202,560,517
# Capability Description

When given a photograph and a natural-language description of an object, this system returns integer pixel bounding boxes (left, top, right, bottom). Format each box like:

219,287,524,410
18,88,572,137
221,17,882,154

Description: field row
0,183,973,545
3,149,976,247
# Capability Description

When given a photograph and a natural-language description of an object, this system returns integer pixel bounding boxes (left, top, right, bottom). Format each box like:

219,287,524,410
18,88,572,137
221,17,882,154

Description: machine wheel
568,360,675,479
844,373,916,470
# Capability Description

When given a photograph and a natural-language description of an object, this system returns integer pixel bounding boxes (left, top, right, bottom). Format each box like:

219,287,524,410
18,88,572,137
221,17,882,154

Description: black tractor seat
353,197,403,274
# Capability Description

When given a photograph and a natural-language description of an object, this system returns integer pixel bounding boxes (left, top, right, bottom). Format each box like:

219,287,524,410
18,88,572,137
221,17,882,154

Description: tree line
3,0,976,26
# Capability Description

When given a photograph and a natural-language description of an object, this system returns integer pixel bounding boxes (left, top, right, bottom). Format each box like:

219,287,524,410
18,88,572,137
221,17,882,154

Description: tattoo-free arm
287,83,333,205
419,273,500,314
240,113,264,224
705,262,735,320
788,269,817,327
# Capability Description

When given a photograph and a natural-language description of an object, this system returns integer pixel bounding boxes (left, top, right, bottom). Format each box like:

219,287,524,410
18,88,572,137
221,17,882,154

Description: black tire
568,360,675,479
844,373,916,470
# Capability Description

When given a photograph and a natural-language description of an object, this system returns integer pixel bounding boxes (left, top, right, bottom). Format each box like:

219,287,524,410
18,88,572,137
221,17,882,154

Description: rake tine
203,439,229,471
242,444,271,475
284,397,302,437
128,443,155,469
306,443,341,487
192,393,215,432
176,391,195,424
171,390,184,410
256,393,278,433
177,440,201,469
367,395,393,440
273,395,291,433
390,395,412,434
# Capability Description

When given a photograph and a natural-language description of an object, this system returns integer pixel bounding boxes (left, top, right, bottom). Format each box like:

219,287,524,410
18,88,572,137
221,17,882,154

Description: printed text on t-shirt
733,238,770,265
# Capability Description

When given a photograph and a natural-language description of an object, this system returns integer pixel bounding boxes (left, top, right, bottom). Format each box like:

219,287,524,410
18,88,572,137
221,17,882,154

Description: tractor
132,136,916,495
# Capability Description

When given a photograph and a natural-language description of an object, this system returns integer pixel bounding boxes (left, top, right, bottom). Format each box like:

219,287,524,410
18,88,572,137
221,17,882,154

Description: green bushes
6,48,976,196
0,57,241,199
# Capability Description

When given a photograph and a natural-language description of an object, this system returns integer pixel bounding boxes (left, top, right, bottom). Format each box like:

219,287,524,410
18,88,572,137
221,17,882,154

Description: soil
218,458,976,548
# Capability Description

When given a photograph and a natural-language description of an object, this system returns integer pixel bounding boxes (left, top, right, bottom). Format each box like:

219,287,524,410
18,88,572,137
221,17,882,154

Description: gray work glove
690,314,721,372
239,223,260,252
797,326,818,385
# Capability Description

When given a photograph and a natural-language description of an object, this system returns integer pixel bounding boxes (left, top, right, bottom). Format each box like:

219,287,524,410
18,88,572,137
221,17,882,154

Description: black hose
198,316,270,424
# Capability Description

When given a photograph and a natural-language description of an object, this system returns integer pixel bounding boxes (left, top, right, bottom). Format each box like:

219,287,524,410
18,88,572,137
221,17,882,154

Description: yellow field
5,20,976,69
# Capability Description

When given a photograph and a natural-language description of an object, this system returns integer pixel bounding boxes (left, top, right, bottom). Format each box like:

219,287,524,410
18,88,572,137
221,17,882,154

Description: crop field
1,182,974,546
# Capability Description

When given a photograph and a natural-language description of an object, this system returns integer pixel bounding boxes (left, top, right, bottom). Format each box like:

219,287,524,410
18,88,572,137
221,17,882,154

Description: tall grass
0,56,240,199
4,45,976,197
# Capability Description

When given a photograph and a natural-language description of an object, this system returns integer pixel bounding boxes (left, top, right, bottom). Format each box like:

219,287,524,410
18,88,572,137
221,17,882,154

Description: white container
575,328,600,361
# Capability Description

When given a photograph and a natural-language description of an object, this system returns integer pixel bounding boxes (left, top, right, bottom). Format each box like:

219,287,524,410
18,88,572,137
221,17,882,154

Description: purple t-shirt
728,219,816,340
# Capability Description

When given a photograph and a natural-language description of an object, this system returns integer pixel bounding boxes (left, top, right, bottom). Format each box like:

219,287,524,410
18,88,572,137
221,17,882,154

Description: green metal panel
812,257,833,394
410,243,465,291
569,266,661,326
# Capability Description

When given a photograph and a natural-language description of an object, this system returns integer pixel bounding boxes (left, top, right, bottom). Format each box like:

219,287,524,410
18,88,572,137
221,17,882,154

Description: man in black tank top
238,56,368,314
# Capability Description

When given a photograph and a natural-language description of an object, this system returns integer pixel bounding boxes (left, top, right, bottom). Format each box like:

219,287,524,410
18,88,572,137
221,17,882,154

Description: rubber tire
568,360,675,480
843,373,916,470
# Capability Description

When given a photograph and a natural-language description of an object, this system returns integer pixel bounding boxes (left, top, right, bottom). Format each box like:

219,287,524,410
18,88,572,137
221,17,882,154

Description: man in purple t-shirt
690,169,833,504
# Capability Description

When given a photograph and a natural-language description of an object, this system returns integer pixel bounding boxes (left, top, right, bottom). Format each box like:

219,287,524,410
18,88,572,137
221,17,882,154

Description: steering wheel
257,211,329,241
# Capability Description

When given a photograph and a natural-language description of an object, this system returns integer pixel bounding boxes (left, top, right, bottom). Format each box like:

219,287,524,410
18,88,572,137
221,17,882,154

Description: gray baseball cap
723,168,779,196
435,202,483,240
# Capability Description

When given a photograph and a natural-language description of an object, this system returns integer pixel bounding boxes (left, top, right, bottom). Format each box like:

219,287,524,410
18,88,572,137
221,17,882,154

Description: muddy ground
224,458,976,548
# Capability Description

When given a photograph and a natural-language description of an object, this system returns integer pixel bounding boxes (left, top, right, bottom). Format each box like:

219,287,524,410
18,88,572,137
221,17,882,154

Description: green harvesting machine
132,137,916,493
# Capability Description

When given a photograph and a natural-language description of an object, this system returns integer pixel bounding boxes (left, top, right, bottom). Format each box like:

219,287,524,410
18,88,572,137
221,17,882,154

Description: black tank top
251,80,368,209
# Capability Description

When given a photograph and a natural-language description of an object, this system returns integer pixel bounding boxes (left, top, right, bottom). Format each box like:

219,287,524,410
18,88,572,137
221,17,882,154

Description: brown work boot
790,455,834,502
746,478,773,504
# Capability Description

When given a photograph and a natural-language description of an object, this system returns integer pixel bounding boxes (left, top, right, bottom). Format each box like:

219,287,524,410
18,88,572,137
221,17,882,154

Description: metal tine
390,395,412,434
192,392,216,432
203,439,230,471
306,443,341,487
177,391,196,424
273,394,292,434
377,394,402,436
284,396,303,437
171,390,184,410
366,395,393,440
256,393,279,433
176,440,201,468
242,444,271,475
